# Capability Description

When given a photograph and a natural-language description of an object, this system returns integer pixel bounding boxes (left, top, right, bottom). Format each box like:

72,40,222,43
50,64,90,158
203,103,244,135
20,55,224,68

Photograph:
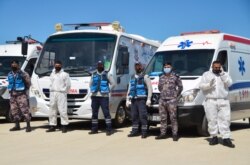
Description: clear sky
0,0,249,44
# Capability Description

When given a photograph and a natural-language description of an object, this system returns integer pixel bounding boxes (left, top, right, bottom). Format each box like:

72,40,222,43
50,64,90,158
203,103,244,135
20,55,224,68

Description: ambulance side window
116,46,129,75
24,58,37,77
217,50,228,71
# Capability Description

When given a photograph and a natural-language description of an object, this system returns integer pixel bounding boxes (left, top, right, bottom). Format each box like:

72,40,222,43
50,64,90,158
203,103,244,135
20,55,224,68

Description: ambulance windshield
0,56,25,77
35,33,117,77
145,49,215,76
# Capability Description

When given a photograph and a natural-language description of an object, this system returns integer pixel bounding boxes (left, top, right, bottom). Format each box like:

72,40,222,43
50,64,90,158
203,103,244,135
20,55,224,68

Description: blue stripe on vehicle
149,72,163,76
229,82,250,91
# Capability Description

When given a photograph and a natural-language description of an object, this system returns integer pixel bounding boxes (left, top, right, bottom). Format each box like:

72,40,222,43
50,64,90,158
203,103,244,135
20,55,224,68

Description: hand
218,67,225,75
126,100,131,107
146,100,151,106
219,70,225,76
210,78,216,88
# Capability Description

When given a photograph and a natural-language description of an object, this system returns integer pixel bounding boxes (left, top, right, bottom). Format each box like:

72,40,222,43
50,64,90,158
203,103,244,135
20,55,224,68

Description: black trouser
131,98,148,134
91,96,112,131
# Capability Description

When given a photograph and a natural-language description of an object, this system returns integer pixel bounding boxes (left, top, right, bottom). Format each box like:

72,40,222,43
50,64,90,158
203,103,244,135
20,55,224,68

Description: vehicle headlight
178,89,200,104
151,93,160,105
0,86,7,95
30,86,42,98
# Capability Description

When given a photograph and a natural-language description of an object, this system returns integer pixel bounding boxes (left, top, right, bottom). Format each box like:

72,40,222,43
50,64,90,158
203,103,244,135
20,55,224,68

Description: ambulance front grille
43,88,88,99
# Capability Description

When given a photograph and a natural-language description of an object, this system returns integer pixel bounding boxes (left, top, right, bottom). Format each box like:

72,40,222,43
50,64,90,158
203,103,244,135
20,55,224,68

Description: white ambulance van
0,38,42,121
145,30,250,135
28,21,160,126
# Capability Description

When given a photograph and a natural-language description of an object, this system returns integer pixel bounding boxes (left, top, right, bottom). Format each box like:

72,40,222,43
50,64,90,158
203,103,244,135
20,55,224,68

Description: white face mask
164,68,171,74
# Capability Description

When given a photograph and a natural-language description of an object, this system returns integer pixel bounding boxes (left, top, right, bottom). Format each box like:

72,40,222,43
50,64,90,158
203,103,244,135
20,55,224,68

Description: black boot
155,134,168,140
223,138,235,148
46,126,56,132
9,121,20,131
141,133,147,139
173,134,179,141
88,130,98,134
127,131,140,137
26,121,32,132
209,136,219,145
61,125,67,133
106,130,114,136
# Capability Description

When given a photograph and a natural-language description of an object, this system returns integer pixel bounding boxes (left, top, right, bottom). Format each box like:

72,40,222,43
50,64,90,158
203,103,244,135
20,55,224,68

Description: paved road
0,118,249,165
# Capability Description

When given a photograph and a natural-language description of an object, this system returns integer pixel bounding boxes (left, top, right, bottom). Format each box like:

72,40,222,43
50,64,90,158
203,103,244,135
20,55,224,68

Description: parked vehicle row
1,23,250,136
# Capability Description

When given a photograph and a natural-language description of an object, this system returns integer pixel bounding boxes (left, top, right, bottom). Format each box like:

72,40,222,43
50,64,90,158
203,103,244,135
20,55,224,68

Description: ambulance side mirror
21,41,28,56
17,37,28,56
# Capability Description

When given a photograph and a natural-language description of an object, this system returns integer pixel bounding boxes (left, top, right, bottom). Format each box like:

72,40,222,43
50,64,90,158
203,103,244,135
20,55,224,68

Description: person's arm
22,71,31,89
89,75,93,88
126,77,132,107
199,72,214,91
144,75,152,101
176,76,183,97
220,72,233,87
108,73,116,90
158,76,163,92
65,73,71,92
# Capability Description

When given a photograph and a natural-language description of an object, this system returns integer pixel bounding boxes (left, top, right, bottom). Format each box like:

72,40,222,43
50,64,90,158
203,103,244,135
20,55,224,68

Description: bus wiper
64,68,92,76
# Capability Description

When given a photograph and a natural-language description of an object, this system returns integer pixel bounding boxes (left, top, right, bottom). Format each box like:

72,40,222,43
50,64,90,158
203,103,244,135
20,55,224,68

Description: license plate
68,89,78,94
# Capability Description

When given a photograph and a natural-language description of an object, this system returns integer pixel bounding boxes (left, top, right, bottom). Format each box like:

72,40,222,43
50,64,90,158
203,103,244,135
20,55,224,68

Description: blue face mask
164,68,171,74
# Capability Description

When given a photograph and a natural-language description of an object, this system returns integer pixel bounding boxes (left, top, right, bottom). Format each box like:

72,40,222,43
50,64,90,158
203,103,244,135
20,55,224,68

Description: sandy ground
0,117,249,165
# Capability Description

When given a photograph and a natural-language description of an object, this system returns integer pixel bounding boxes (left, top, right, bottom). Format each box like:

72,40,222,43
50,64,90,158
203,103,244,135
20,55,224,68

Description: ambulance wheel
197,116,209,137
4,105,12,122
114,103,126,128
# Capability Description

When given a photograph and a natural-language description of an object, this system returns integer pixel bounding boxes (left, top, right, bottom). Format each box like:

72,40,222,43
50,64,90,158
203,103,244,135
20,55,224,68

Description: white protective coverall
199,70,233,139
49,69,71,126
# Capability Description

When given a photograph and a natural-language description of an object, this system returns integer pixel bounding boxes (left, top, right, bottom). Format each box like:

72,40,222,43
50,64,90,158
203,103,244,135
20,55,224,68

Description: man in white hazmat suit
46,61,71,133
199,60,235,148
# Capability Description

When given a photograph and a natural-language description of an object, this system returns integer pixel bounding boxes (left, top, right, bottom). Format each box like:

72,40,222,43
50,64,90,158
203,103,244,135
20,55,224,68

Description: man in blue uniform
8,60,31,132
89,61,116,136
126,62,152,139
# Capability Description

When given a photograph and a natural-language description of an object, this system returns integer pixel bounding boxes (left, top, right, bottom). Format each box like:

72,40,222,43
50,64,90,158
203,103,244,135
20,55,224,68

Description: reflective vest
90,71,110,94
7,71,25,92
128,74,147,98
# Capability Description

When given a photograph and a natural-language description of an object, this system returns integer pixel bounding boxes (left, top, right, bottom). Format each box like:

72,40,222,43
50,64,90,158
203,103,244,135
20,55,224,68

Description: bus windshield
0,56,25,77
35,33,117,77
145,49,215,76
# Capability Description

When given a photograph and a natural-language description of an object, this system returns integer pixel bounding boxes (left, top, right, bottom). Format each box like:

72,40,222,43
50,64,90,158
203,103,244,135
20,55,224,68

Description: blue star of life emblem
238,57,245,76
178,40,193,49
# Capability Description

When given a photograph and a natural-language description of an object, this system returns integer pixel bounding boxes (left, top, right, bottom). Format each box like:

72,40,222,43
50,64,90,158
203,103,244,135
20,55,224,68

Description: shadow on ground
1,117,249,138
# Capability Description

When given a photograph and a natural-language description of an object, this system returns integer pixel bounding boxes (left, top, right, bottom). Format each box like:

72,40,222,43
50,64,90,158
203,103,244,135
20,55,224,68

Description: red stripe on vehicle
224,35,250,45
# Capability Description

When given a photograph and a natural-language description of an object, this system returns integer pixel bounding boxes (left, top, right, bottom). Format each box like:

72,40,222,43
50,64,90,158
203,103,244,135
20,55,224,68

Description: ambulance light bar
58,21,124,32
180,30,220,36
64,22,111,30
